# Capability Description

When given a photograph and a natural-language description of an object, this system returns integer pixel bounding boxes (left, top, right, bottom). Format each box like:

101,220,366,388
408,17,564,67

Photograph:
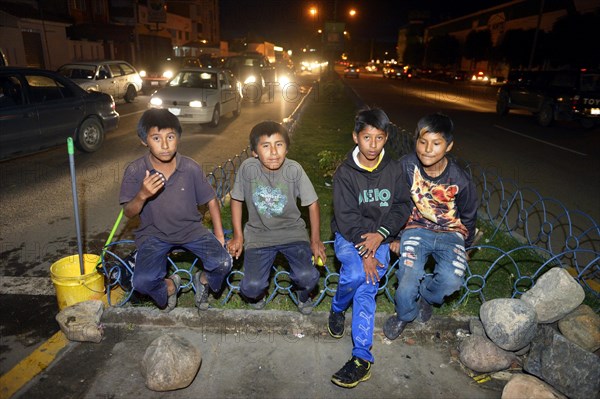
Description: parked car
0,67,119,160
57,60,142,102
496,69,600,128
148,67,242,127
138,56,201,94
344,64,360,78
222,53,276,102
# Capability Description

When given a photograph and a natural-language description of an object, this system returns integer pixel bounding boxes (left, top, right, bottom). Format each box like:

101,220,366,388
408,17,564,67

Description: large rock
480,298,537,351
502,374,567,399
558,304,600,352
521,267,585,323
459,335,517,373
141,333,201,391
524,325,600,399
55,299,104,343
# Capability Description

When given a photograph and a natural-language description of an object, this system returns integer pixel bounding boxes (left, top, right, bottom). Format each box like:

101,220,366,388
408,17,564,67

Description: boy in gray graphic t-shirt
227,121,327,314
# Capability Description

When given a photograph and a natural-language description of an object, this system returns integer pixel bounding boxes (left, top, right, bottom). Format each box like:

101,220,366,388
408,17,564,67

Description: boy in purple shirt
119,109,232,312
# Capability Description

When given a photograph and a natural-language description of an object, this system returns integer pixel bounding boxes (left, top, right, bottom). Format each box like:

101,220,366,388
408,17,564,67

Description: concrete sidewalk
13,307,504,398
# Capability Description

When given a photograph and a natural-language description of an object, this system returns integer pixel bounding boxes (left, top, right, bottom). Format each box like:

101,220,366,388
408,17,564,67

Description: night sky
219,0,508,47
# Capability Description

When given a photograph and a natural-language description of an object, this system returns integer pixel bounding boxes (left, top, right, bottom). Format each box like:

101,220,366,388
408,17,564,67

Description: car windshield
58,65,96,80
168,71,217,89
224,57,261,69
580,73,600,92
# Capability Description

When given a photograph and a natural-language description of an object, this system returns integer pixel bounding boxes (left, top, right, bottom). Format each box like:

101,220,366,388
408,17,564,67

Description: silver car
149,68,242,127
57,60,142,103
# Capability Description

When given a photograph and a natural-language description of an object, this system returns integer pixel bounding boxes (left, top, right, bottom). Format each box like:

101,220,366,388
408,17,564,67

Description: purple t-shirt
119,153,215,246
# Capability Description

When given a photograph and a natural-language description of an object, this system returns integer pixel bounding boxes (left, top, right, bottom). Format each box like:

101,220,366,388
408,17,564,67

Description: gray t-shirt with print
230,157,318,249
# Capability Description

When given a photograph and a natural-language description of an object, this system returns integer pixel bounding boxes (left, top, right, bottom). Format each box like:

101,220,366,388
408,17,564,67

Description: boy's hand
310,240,327,266
362,256,384,285
390,239,400,256
355,232,384,258
227,236,243,259
141,170,165,200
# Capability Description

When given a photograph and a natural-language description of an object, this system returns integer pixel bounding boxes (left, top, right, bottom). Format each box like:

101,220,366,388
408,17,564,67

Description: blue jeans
394,228,467,322
134,235,232,308
331,232,389,363
240,241,319,303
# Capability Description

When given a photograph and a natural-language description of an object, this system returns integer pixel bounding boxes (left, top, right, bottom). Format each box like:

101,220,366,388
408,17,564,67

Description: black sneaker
249,297,267,310
161,273,181,313
418,297,433,323
328,310,345,338
193,271,210,311
297,297,314,315
331,356,371,388
383,315,409,340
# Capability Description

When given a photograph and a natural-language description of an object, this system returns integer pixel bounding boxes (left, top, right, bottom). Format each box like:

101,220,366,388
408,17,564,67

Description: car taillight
572,95,580,109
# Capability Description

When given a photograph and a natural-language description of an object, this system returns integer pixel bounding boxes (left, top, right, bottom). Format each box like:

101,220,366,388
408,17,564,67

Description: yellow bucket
50,254,105,310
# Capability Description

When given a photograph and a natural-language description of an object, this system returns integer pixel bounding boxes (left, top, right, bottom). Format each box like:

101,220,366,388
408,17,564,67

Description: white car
58,60,142,103
149,68,242,127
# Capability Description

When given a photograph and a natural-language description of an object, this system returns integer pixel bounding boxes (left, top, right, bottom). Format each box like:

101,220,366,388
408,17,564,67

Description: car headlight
278,76,290,86
150,97,163,106
163,70,174,79
244,75,257,84
139,70,147,77
189,100,204,107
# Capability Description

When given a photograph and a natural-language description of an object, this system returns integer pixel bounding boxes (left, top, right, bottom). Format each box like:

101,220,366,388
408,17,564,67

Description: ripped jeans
394,228,467,322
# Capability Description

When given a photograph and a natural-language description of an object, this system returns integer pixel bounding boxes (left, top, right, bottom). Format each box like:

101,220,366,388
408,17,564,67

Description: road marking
0,331,69,399
0,276,54,295
494,125,588,156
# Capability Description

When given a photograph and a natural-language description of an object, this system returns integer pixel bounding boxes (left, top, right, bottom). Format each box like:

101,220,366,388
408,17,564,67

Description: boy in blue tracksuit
328,107,411,388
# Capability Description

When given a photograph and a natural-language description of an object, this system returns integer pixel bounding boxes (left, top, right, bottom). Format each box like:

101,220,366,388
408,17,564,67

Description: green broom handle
97,208,124,266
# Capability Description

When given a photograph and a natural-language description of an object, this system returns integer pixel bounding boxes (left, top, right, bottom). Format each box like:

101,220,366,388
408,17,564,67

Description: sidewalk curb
101,306,472,336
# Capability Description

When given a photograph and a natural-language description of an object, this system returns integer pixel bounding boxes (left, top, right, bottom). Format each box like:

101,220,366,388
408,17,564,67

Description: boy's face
143,127,179,164
252,132,288,171
415,131,453,169
352,125,387,167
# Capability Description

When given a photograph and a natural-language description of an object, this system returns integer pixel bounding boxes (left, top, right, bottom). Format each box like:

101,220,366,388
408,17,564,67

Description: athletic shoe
418,297,433,323
383,315,409,340
193,271,210,311
328,310,345,338
297,297,314,315
162,273,181,313
331,356,372,388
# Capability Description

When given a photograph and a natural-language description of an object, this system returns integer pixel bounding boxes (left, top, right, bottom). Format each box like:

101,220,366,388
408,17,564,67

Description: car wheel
537,103,554,127
75,118,104,152
496,94,510,116
209,105,220,127
124,85,136,103
233,98,241,117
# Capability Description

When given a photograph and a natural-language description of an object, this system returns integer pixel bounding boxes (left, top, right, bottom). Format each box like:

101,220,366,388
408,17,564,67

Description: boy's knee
240,277,267,300
294,267,319,289
217,256,233,274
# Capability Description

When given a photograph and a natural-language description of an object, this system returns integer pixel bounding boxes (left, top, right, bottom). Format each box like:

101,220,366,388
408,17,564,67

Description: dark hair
249,121,290,152
354,107,397,137
415,113,454,144
137,108,182,143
